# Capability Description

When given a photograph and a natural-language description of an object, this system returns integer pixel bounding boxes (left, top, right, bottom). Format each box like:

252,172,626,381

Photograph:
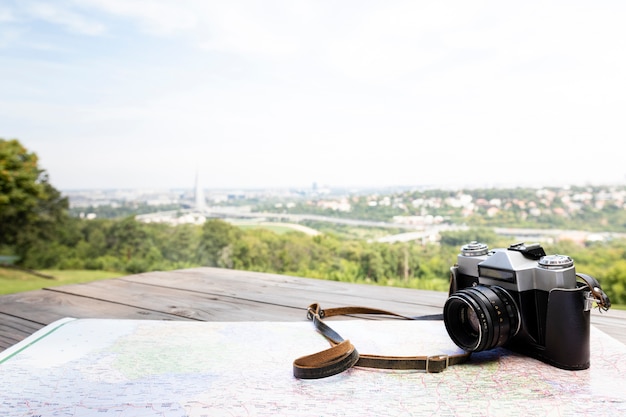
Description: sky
1,1,625,191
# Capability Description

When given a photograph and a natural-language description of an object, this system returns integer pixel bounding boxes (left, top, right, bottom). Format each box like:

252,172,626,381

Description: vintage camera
443,241,610,370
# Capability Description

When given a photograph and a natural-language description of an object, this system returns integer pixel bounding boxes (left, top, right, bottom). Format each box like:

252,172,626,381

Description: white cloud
78,0,198,36
0,6,16,22
25,1,106,36
0,27,21,48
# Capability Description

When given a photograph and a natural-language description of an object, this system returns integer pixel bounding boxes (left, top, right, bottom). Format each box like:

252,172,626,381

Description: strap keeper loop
426,355,449,373
306,308,325,320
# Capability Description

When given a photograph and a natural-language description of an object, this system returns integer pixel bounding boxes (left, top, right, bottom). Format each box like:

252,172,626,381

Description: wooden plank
121,268,626,343
0,313,45,351
44,279,306,321
0,289,195,325
121,268,446,316
160,267,449,305
591,313,626,344
1,268,625,353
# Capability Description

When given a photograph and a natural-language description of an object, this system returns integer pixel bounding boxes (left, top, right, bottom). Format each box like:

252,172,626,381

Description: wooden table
1,267,625,352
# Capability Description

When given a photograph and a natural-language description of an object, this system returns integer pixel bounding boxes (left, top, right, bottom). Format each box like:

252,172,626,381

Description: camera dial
538,254,574,270
461,241,489,256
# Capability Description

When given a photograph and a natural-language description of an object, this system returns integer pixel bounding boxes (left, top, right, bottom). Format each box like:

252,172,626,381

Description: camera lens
466,308,480,333
443,285,520,352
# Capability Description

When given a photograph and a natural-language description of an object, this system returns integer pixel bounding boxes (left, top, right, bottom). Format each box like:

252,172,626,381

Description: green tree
360,247,384,282
157,223,201,266
0,138,69,259
231,231,271,271
199,219,241,266
439,229,502,248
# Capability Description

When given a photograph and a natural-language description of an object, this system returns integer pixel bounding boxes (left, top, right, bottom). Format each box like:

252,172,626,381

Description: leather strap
293,303,471,379
577,273,611,311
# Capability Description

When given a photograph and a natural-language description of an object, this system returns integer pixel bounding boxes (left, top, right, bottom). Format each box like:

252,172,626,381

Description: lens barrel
443,285,520,352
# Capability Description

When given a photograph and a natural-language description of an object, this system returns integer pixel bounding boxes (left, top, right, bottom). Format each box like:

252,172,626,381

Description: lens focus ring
443,285,520,352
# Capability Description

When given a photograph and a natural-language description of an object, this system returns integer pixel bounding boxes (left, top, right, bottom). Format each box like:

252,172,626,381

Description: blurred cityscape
65,183,626,245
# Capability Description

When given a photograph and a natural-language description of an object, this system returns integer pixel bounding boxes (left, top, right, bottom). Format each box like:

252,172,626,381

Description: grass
0,268,125,295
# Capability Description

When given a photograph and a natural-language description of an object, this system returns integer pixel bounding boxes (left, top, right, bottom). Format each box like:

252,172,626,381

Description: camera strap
576,273,611,311
292,303,471,379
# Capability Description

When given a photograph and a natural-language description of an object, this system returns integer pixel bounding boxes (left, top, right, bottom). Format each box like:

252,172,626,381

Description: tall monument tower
194,170,205,210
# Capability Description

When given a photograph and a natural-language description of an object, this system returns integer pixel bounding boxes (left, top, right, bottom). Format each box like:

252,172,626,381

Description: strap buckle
426,355,449,373
306,305,325,320
577,273,611,312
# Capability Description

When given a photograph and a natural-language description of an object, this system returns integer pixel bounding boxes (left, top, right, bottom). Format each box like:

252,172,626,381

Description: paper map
1,318,624,416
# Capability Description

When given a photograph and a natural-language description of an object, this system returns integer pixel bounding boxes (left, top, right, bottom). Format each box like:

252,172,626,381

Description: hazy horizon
61,177,626,194
2,1,625,190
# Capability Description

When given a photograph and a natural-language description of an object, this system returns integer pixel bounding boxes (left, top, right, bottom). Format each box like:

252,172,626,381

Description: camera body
444,241,597,370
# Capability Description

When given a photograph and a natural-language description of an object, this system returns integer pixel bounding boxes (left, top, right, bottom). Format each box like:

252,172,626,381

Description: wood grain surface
1,267,624,351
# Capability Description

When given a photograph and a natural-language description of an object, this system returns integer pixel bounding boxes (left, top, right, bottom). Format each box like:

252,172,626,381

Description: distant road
492,227,626,243
378,227,626,244
198,207,425,230
135,207,429,230
136,207,626,244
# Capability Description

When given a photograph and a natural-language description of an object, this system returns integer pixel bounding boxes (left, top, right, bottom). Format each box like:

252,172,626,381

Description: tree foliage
15,211,626,305
0,138,68,254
